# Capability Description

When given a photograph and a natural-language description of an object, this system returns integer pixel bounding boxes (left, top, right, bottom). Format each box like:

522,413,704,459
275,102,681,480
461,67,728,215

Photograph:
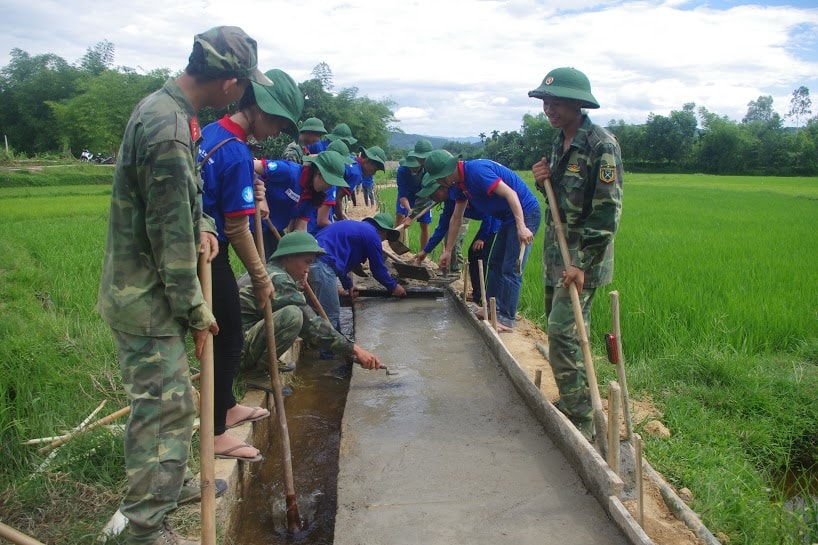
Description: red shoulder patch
189,117,201,142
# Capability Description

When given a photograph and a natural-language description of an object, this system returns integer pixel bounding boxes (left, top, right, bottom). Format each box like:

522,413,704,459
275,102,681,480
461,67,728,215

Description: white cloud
1,0,816,137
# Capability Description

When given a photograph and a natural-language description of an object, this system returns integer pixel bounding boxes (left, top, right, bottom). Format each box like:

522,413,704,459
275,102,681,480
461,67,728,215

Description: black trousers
211,241,244,435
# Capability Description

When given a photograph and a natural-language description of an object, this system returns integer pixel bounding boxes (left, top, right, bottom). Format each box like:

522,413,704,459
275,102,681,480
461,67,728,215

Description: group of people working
97,23,622,545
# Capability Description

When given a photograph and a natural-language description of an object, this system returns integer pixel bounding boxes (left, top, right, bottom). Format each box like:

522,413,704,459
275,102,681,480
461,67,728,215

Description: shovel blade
388,239,411,255
391,260,432,281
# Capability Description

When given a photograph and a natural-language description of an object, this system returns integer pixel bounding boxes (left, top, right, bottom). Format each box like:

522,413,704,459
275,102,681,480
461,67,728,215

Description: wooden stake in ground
254,212,302,533
477,259,488,321
609,290,634,440
197,248,216,545
462,259,470,304
541,176,606,445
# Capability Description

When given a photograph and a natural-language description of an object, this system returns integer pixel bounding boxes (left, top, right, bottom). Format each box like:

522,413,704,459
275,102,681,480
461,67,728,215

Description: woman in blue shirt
200,69,302,462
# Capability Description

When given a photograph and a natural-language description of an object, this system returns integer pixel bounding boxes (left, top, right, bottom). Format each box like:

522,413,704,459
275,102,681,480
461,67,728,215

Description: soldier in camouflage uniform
282,117,328,163
97,26,271,545
238,231,383,370
528,67,624,440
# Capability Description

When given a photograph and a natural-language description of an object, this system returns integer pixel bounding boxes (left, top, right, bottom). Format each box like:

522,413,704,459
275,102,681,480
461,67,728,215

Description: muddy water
231,308,355,545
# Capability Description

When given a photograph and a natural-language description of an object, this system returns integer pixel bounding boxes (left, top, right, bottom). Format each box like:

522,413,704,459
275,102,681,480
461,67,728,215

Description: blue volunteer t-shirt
302,186,337,235
315,220,397,291
306,139,330,154
344,159,365,193
260,159,305,233
423,188,500,253
452,160,540,225
200,115,255,242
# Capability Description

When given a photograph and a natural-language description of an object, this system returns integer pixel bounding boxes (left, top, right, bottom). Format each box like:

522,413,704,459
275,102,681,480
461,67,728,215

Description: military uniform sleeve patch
600,165,616,183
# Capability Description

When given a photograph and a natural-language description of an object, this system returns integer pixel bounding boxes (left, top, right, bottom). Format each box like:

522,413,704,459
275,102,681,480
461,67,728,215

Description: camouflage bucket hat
271,231,326,259
252,69,304,137
303,151,349,188
407,139,434,159
358,146,387,171
399,155,421,169
190,26,272,85
528,67,600,109
326,123,357,145
421,149,458,184
326,140,356,164
363,213,400,242
300,117,327,134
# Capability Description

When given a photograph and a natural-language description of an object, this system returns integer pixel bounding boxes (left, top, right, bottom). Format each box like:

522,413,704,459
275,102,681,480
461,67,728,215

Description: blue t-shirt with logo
452,160,540,225
261,159,306,233
200,116,256,243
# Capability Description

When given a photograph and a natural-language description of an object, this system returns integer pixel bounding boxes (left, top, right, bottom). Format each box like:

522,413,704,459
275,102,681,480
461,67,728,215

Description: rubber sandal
214,442,263,462
226,406,270,429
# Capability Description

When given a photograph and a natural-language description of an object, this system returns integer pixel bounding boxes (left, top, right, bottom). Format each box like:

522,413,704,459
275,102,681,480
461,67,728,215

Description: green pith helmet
358,146,387,171
399,155,421,169
252,69,305,136
299,117,327,134
271,231,326,259
326,140,356,164
407,138,434,159
528,67,600,109
190,26,271,85
303,151,350,187
363,213,400,241
416,172,448,199
418,149,458,194
326,123,357,145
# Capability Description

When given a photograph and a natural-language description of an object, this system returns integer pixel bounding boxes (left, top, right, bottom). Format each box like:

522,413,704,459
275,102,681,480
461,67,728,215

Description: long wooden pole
477,259,488,321
197,248,216,545
0,522,47,545
542,176,606,445
254,212,301,533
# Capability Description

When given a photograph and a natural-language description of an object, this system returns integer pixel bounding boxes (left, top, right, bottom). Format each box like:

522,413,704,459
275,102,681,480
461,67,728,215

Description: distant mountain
388,132,483,150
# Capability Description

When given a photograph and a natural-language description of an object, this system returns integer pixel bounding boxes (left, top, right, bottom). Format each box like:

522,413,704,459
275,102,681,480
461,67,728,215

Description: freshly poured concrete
334,296,630,545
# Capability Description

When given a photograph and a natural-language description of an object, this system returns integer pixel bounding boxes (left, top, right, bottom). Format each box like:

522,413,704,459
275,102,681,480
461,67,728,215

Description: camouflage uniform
97,78,216,540
541,114,623,433
282,141,307,163
238,261,354,371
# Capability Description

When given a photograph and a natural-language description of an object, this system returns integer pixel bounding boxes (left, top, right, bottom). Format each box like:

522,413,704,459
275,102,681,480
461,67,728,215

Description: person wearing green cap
416,149,541,332
97,25,270,545
309,215,407,334
528,67,623,439
198,67,304,464
334,145,388,220
282,117,328,164
307,122,358,154
253,149,349,254
238,231,383,372
395,148,433,251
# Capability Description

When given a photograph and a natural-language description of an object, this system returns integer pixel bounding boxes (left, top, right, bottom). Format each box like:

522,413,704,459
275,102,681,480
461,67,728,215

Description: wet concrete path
335,296,630,545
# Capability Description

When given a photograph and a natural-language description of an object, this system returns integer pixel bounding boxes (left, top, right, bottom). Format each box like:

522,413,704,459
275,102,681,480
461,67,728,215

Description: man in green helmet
282,117,328,163
238,231,383,371
528,67,624,440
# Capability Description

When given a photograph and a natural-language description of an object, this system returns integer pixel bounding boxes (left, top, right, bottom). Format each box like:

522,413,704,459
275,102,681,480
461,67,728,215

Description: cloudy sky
2,0,817,138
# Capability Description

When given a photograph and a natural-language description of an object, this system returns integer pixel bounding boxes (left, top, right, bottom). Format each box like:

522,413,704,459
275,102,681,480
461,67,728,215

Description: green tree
787,86,812,130
79,40,115,76
0,48,83,155
311,62,334,93
48,68,167,154
521,112,558,167
742,95,781,126
695,108,753,174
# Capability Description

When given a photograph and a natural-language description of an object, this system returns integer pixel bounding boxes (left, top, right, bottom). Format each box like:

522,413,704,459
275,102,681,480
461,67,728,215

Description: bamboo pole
489,297,498,331
303,278,330,322
0,522,47,545
541,176,606,445
197,248,216,545
607,381,621,476
636,433,644,527
477,259,488,321
462,259,470,304
610,290,634,440
534,370,542,389
254,212,302,533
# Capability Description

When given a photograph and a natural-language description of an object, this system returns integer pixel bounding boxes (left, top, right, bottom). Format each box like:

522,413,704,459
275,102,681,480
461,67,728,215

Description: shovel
388,201,436,255
382,247,432,281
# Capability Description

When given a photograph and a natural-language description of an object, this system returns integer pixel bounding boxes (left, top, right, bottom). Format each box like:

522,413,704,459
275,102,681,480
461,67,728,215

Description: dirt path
340,196,708,545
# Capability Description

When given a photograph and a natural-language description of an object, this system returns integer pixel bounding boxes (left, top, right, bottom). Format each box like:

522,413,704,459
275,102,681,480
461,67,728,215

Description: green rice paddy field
1,168,817,544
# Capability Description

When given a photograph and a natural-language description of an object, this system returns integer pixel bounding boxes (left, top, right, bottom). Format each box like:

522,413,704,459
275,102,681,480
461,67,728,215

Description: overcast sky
2,0,817,138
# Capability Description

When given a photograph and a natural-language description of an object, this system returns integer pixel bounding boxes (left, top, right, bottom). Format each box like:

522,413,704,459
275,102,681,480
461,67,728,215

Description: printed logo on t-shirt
285,188,300,202
242,186,254,203
266,161,278,173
